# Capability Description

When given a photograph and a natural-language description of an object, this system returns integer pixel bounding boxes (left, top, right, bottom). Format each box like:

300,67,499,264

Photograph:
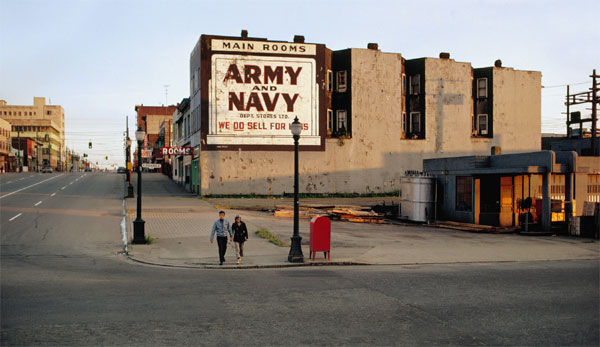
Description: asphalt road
1,172,599,346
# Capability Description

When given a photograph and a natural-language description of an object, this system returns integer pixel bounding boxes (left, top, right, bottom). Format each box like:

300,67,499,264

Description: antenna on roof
164,85,170,105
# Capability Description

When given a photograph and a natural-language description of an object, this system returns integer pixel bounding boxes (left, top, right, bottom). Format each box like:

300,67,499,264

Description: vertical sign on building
208,39,320,146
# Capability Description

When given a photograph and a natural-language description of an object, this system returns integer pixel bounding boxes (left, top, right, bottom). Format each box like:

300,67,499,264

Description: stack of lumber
272,204,385,223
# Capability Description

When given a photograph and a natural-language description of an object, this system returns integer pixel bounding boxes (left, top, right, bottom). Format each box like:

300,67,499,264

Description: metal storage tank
399,173,436,222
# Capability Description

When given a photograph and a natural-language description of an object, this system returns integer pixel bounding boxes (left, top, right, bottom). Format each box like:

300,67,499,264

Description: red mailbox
309,216,331,260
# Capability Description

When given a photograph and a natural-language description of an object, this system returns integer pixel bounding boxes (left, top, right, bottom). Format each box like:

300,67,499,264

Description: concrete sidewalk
124,173,600,269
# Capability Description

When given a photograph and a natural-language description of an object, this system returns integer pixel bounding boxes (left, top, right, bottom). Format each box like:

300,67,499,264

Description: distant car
85,167,92,172
41,167,53,173
117,167,127,173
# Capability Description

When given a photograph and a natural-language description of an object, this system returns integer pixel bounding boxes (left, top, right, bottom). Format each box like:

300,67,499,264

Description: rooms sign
208,40,320,146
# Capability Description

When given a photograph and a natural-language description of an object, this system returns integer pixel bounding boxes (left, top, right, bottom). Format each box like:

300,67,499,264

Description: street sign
142,163,162,169
141,149,152,158
161,146,192,156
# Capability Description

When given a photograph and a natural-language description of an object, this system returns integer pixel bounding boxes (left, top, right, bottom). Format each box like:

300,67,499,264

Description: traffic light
89,141,92,149
105,156,108,160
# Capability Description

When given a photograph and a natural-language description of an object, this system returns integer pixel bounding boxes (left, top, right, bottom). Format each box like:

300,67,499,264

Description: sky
1,0,598,169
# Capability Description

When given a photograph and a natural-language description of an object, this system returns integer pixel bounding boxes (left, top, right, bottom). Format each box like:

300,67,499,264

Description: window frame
336,110,347,133
477,78,488,98
327,109,333,133
409,111,421,134
402,74,407,95
326,70,333,92
477,114,488,135
410,74,420,95
337,71,347,92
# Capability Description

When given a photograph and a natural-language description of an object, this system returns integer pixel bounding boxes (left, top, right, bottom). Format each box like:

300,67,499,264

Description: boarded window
456,176,473,211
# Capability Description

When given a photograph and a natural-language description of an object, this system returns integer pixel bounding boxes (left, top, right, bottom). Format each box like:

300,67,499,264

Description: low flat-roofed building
423,149,600,232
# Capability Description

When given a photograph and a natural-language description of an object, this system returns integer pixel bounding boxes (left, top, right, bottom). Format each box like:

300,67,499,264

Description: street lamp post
132,127,146,244
288,117,304,262
126,138,134,198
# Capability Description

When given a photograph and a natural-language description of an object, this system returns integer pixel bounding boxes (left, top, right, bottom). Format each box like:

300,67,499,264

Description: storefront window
456,176,473,211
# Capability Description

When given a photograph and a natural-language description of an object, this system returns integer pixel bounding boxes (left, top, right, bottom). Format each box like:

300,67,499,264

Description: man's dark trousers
217,236,228,263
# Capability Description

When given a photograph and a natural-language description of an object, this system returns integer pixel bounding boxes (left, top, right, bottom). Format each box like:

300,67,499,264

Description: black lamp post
126,138,134,198
288,117,304,262
132,127,146,244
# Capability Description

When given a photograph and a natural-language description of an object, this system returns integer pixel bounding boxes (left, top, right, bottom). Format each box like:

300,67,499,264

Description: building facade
0,97,65,170
0,118,12,172
134,104,177,170
187,33,542,196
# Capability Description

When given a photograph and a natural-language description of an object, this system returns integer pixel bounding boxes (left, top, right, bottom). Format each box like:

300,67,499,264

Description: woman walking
232,215,248,264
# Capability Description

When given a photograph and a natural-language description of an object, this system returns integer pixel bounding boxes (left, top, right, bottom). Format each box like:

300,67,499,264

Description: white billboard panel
208,54,319,145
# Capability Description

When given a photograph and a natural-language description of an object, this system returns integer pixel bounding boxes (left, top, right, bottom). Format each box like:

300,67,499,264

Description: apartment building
186,32,542,196
134,104,177,167
0,97,65,170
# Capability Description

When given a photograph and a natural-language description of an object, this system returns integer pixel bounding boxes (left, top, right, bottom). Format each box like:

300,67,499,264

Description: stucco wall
493,67,542,153
198,51,543,196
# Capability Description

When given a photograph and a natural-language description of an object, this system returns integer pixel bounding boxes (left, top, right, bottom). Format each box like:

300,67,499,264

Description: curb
125,254,368,269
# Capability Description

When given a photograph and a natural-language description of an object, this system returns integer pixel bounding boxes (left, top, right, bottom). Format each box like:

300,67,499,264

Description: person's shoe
219,261,223,265
236,258,241,264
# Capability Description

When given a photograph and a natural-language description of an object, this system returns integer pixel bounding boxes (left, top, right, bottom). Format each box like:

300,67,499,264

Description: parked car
41,167,53,173
84,167,92,172
117,167,127,173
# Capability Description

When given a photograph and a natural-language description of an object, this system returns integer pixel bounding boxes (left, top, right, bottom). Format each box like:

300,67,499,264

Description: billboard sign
207,40,320,146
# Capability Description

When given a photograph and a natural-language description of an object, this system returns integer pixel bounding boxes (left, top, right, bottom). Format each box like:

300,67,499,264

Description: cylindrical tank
400,175,436,222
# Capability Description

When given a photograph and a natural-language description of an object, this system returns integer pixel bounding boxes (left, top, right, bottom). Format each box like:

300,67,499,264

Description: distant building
0,97,65,170
0,118,12,172
171,98,192,189
185,32,542,196
134,104,177,168
542,133,600,156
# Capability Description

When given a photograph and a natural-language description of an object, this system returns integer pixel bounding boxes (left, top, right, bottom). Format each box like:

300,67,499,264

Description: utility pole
565,69,599,155
164,85,170,105
591,69,598,156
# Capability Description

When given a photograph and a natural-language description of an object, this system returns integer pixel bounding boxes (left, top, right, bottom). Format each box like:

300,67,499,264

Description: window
402,74,407,95
47,111,52,115
456,176,473,211
327,109,333,133
336,110,347,133
410,112,421,134
337,71,347,92
477,78,487,98
410,74,420,94
402,112,408,136
326,70,333,92
477,114,488,135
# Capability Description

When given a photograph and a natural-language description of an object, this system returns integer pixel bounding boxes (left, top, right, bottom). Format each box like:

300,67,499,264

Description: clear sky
1,0,598,169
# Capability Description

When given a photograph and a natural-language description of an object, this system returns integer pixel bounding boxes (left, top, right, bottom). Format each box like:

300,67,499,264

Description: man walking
210,211,233,265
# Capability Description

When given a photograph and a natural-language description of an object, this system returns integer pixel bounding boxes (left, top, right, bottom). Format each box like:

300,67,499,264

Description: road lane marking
69,182,73,185
51,192,56,197
0,174,64,199
61,186,67,190
9,213,22,221
34,201,42,206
